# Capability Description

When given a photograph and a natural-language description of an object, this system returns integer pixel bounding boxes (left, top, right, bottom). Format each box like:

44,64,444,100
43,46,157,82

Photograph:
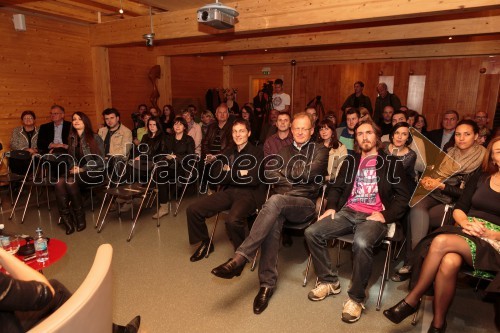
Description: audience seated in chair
384,136,500,333
9,110,39,175
98,108,133,161
304,120,410,324
211,112,329,315
263,111,292,157
394,120,486,282
37,104,71,155
54,112,105,235
182,109,202,156
154,116,195,219
187,118,264,261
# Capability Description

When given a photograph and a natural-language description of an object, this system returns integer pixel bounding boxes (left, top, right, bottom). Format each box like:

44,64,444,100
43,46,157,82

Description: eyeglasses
51,112,63,116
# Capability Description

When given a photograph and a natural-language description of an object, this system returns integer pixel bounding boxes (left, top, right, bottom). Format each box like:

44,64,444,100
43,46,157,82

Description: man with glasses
37,104,71,154
474,111,490,130
211,112,328,314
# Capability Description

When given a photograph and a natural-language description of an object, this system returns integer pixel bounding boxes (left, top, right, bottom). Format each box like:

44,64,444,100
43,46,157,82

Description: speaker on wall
13,14,26,32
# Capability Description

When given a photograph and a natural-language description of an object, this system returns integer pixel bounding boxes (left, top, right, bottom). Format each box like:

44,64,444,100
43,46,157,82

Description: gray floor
0,188,496,333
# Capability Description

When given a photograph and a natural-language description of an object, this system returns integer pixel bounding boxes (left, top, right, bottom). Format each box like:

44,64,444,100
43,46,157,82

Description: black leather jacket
201,121,233,158
266,141,329,202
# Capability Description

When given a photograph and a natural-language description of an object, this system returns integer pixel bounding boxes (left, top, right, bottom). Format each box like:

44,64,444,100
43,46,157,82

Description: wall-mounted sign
261,67,271,75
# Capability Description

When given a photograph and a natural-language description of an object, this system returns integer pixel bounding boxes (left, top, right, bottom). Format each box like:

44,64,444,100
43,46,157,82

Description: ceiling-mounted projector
197,2,239,30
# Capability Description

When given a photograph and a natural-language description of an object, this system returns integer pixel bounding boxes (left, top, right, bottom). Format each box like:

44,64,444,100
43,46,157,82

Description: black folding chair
96,159,160,242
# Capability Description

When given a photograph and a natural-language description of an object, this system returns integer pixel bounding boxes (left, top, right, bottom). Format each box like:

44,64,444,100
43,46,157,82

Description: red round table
17,238,67,272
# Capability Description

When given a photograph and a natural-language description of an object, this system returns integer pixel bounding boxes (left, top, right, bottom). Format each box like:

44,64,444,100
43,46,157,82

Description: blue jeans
305,207,388,303
236,194,316,289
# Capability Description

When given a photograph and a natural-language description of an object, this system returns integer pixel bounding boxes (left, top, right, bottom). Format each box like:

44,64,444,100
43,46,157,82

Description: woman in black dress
384,136,500,332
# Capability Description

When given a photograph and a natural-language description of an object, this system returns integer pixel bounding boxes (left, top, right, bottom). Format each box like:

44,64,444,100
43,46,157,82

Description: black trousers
186,187,257,249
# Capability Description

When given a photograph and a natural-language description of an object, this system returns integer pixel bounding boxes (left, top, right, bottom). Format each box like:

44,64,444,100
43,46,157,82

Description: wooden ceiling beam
221,40,500,65
16,0,100,23
90,0,500,46
82,0,151,16
155,16,500,56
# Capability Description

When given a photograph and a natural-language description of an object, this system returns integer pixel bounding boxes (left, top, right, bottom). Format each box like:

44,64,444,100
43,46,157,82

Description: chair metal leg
95,193,109,228
21,185,35,223
394,238,406,261
90,188,94,212
376,242,392,311
206,213,220,258
156,186,160,227
8,182,14,206
303,254,313,287
10,180,26,220
127,194,149,242
411,298,421,325
35,185,40,208
46,186,50,210
97,195,115,232
251,248,259,271
174,181,189,217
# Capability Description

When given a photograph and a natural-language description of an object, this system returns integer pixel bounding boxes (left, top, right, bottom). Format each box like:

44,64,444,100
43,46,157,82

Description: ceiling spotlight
119,0,124,15
448,36,453,40
119,8,124,14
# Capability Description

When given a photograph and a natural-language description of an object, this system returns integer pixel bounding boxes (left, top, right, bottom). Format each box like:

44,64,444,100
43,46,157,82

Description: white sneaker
152,204,169,219
341,298,365,323
308,281,341,301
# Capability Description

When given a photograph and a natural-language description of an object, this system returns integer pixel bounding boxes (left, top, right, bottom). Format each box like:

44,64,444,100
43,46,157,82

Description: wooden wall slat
0,11,95,153
229,57,497,130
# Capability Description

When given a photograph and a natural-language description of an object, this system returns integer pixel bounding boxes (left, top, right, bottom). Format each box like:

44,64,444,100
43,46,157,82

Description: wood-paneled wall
229,64,292,109
108,47,158,129
0,10,94,149
227,57,498,130
170,55,223,113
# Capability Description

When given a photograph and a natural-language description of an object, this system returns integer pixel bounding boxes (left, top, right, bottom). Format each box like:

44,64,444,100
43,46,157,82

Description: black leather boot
69,190,86,232
56,194,75,235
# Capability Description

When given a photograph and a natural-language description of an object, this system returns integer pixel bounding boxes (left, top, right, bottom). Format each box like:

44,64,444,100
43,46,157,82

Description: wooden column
91,46,112,126
157,56,172,108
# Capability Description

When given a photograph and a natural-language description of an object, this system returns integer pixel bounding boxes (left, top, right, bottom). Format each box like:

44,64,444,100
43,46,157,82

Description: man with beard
304,120,410,324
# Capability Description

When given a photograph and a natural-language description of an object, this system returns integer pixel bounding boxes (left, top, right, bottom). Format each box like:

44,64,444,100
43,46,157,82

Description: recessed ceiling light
448,36,453,40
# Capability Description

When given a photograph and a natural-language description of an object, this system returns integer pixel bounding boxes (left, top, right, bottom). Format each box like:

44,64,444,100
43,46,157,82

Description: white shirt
272,92,290,111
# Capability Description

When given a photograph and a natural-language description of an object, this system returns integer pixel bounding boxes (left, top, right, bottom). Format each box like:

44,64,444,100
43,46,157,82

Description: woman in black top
135,117,167,161
384,136,500,332
55,112,104,234
161,104,175,134
384,122,417,192
153,117,195,218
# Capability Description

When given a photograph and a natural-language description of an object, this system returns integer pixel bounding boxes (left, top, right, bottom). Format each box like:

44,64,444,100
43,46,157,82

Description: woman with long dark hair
317,119,347,181
55,112,104,234
384,136,500,332
161,104,175,134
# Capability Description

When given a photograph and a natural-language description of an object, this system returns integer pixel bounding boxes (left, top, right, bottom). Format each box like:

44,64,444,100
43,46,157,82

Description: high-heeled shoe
383,299,419,324
428,321,446,333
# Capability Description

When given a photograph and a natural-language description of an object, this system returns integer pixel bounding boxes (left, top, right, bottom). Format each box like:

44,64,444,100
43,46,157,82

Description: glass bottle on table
34,227,49,262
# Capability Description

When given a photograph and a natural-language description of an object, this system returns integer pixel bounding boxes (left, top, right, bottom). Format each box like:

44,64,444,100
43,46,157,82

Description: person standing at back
272,79,290,113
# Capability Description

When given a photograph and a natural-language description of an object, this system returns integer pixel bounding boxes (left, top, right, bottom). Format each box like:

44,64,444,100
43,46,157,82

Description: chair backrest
28,244,113,333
